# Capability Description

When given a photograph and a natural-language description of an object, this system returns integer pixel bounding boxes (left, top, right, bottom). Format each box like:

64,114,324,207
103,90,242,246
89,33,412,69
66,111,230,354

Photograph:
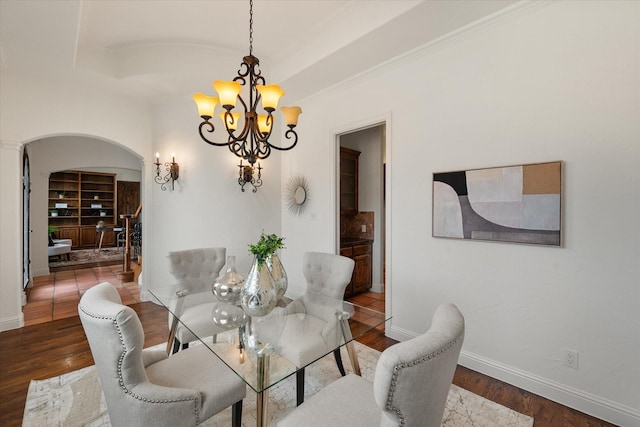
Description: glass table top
148,284,390,393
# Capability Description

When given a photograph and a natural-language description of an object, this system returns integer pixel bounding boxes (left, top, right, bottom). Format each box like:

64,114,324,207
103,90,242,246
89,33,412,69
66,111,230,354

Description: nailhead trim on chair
385,330,464,426
80,307,201,424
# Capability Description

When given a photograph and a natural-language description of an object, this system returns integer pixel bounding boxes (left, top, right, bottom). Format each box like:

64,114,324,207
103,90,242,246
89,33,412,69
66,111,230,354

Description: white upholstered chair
78,282,246,427
167,247,227,353
278,303,465,427
277,251,355,405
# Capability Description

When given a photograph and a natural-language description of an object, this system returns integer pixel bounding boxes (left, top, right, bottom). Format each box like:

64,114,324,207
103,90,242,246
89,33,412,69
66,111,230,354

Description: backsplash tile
340,211,374,240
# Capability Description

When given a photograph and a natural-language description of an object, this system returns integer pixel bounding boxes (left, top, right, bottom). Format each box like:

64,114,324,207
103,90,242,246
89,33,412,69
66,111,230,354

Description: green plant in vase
248,232,285,265
248,232,287,301
243,232,286,316
47,225,58,246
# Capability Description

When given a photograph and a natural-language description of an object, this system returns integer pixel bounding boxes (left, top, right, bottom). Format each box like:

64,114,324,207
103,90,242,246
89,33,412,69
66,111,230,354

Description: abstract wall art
433,161,562,246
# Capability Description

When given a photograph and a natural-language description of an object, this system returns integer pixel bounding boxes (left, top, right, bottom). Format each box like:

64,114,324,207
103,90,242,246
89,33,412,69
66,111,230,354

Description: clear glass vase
266,251,288,301
212,256,245,304
241,256,277,317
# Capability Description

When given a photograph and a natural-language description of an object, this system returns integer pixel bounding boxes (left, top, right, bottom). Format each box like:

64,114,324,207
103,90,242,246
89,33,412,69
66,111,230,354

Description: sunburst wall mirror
284,175,310,215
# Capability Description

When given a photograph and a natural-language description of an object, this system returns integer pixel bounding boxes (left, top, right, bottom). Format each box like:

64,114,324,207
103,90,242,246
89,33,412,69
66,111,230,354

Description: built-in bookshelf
48,171,116,248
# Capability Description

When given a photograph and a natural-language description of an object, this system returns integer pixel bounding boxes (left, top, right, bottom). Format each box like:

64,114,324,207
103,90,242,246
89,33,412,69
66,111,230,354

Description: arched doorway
27,135,143,281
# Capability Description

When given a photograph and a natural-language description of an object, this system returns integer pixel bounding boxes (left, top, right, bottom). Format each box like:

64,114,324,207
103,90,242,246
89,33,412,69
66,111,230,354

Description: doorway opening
337,123,386,308
23,136,144,325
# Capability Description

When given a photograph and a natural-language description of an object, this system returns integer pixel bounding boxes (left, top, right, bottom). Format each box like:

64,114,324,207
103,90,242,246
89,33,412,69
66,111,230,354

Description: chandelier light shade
193,0,302,192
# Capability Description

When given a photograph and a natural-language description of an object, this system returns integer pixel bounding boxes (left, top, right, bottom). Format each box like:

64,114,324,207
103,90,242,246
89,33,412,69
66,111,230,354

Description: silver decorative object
241,257,277,317
211,302,247,328
266,251,288,301
212,256,245,304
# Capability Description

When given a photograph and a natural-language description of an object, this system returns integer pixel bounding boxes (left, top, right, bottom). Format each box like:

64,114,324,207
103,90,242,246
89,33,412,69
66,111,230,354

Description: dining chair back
167,247,227,352
78,282,245,427
278,251,355,404
277,303,465,427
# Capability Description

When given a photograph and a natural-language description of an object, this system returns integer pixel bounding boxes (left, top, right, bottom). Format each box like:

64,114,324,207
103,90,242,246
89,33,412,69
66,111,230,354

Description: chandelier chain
193,0,302,192
249,0,254,55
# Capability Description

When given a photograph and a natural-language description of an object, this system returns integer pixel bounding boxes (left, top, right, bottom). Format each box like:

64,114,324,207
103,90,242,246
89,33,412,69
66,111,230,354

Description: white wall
0,70,153,331
281,2,639,425
144,97,282,292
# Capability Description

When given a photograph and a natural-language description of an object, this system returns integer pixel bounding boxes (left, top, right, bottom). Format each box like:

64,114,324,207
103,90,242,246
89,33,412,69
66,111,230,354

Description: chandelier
193,0,302,192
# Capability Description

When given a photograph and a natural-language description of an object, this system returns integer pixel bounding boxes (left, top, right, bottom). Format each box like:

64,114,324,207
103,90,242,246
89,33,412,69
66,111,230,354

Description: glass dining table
148,284,390,427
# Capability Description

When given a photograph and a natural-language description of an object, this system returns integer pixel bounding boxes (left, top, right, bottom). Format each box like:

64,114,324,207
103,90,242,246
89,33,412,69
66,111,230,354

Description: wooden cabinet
340,147,360,214
79,226,116,248
56,227,79,246
341,240,372,297
48,171,116,248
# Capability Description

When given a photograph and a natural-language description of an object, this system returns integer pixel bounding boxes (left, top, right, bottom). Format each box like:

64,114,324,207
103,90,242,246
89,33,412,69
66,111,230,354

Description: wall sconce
154,152,179,191
238,159,262,193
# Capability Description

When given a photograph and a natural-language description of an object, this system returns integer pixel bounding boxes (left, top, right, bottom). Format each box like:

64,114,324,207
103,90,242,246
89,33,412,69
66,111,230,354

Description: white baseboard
370,282,384,293
387,323,418,342
0,313,24,332
32,268,50,277
459,351,640,427
386,324,638,426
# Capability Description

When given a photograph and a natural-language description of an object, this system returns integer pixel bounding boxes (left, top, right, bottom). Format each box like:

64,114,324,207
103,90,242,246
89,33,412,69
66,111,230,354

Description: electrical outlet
361,224,367,233
562,348,579,369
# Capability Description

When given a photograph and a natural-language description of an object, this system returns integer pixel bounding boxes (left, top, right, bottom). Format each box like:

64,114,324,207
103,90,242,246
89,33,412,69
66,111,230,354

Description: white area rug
23,342,533,426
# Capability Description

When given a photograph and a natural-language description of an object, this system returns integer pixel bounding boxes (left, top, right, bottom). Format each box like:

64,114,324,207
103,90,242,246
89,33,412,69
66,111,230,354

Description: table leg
165,290,188,355
339,317,361,376
166,315,180,355
256,352,270,427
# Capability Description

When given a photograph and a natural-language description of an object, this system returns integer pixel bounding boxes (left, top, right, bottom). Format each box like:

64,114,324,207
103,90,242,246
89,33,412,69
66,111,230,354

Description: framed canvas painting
432,161,562,246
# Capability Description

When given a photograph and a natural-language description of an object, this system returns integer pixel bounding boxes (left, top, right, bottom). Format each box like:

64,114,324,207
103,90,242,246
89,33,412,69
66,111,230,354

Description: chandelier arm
249,112,274,144
265,128,299,151
228,142,245,158
257,145,271,160
229,136,256,162
235,58,251,85
222,110,252,144
198,121,234,147
250,137,271,160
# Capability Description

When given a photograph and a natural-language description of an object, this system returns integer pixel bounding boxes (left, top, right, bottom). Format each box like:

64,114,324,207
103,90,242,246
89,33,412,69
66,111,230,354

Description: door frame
333,112,392,317
22,151,31,290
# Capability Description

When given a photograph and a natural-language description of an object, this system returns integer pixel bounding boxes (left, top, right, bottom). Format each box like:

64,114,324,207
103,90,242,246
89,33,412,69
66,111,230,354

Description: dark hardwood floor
0,301,616,427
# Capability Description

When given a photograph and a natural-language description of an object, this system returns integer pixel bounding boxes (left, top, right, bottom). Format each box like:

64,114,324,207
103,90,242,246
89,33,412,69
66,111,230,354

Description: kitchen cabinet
340,239,372,297
340,147,360,213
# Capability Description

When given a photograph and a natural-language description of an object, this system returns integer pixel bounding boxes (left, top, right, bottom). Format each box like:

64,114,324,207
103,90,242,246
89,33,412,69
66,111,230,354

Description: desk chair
94,220,107,252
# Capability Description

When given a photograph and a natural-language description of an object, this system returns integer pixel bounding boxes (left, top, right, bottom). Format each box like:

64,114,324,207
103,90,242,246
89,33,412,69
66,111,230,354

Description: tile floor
24,265,141,326
346,290,385,312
